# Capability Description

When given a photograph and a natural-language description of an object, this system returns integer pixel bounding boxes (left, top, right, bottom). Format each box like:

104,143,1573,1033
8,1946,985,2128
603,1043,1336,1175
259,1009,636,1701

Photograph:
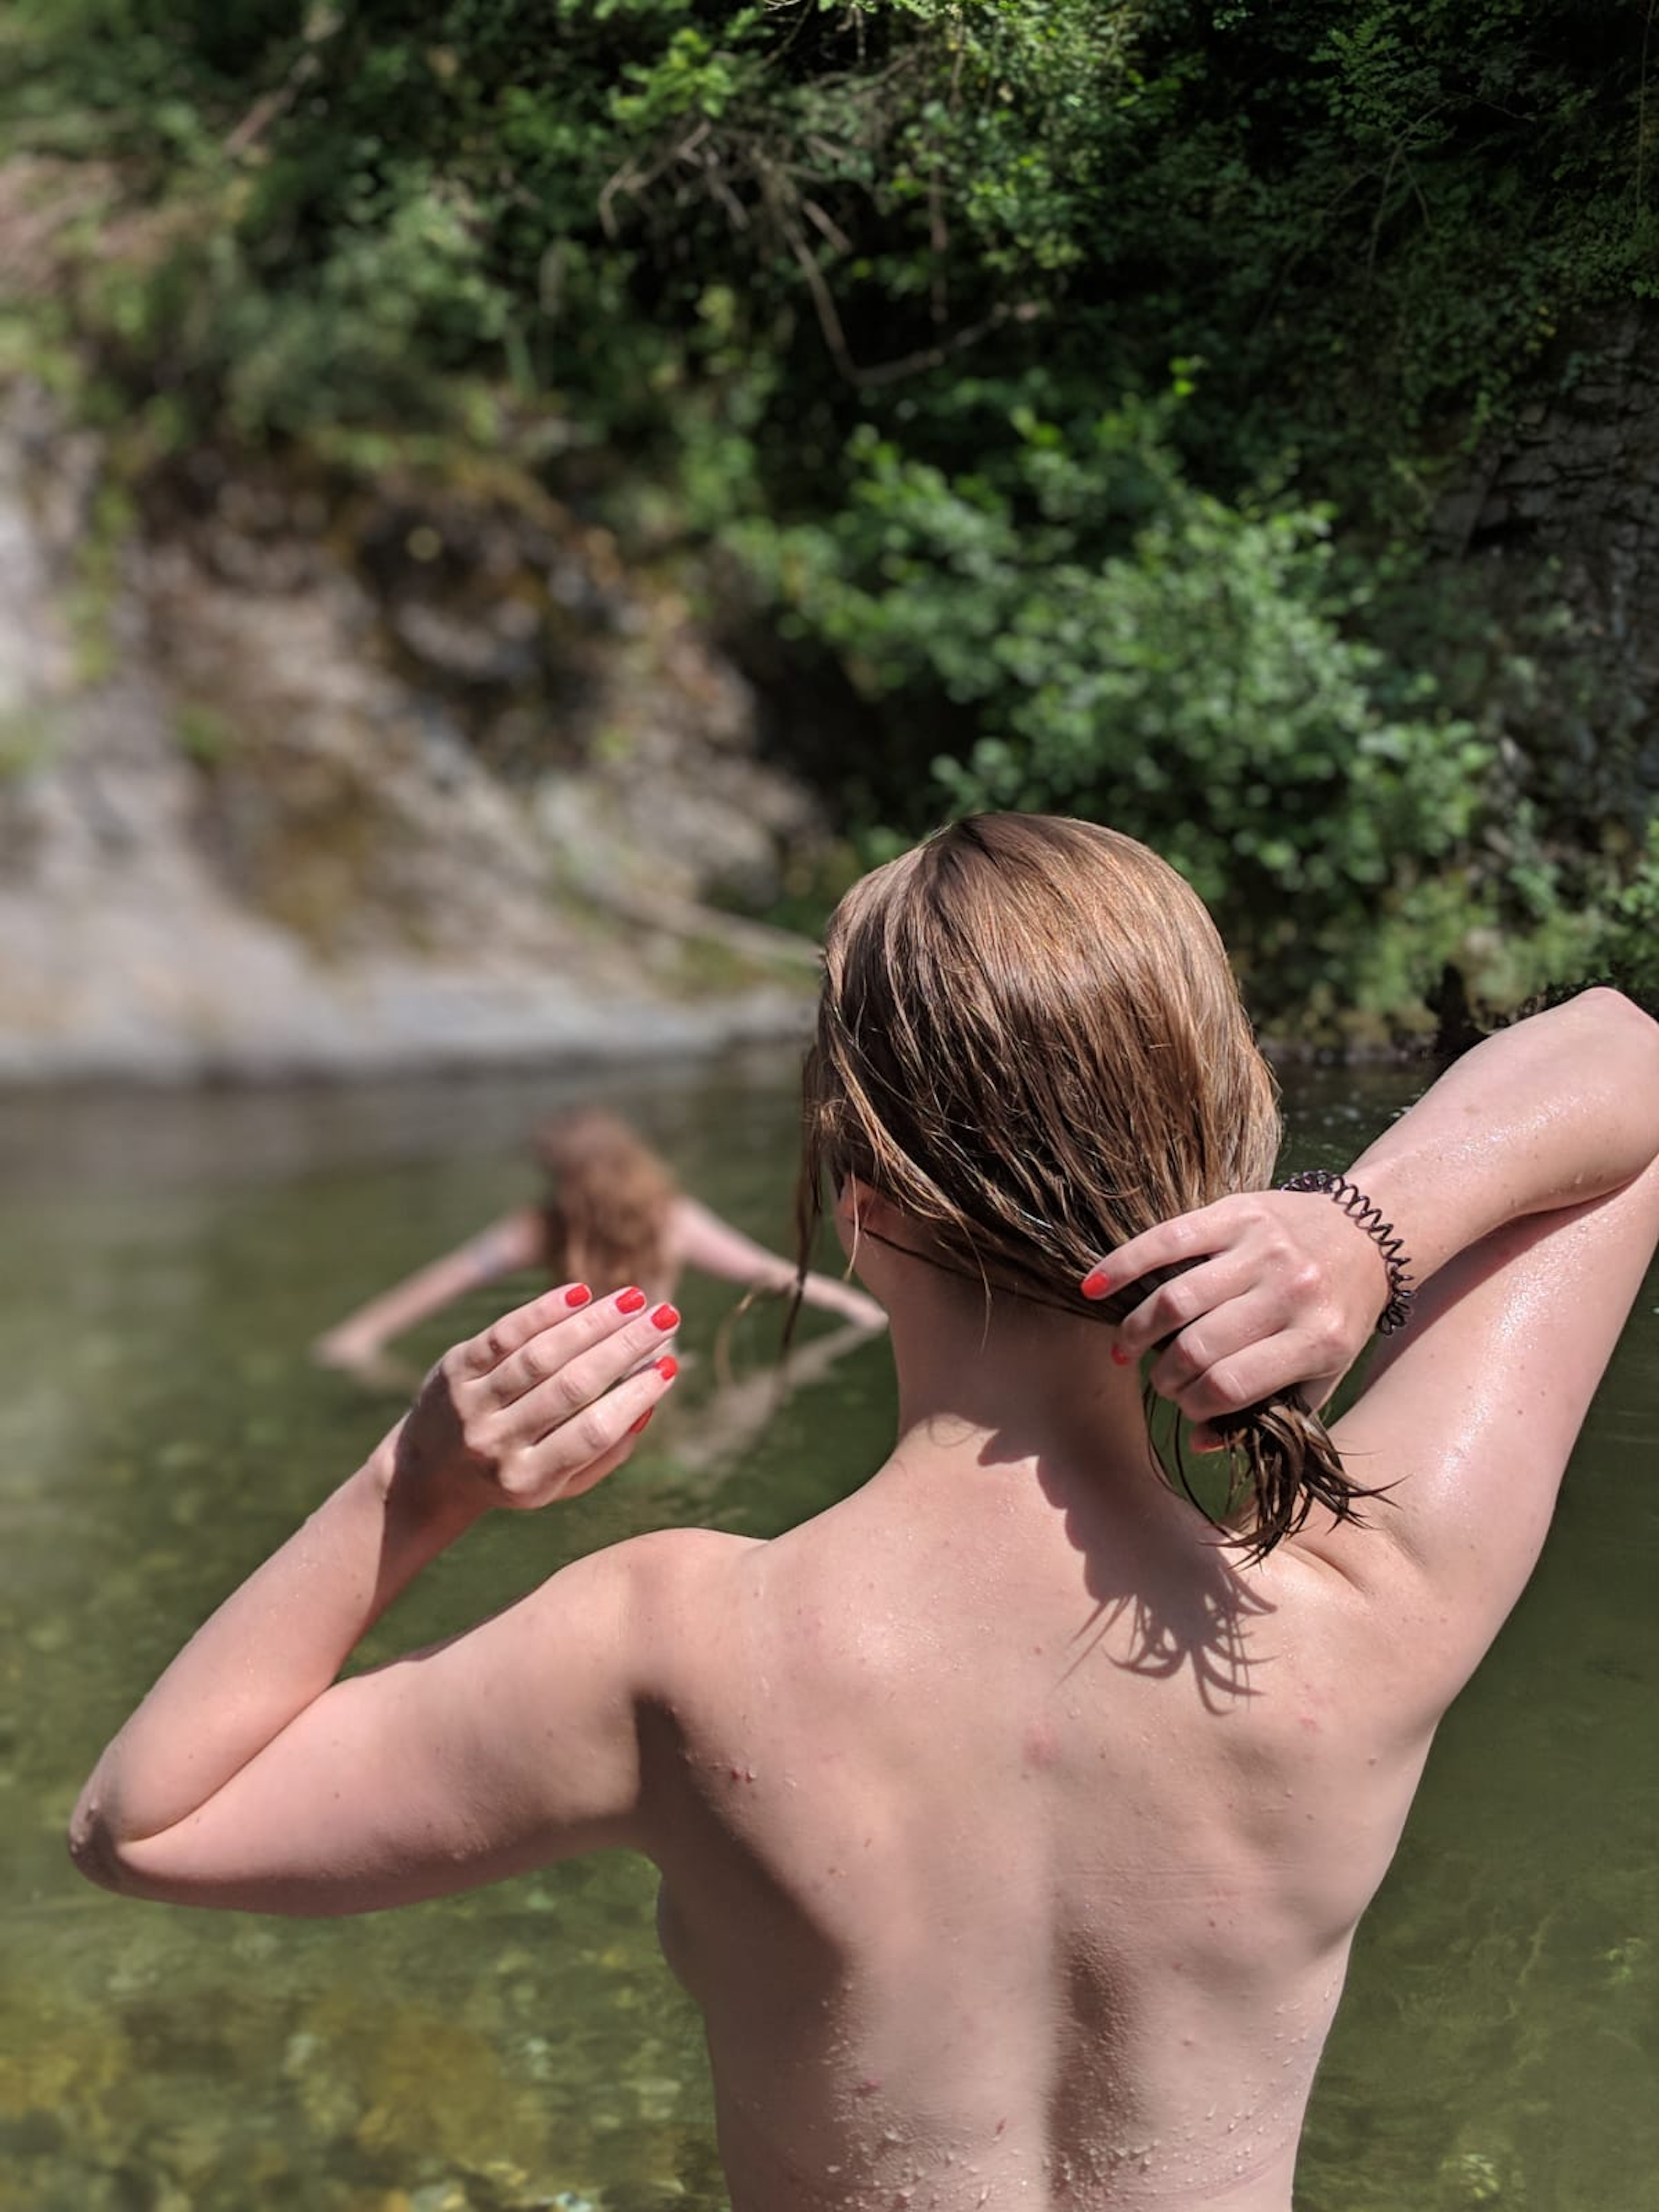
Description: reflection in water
2,1058,1656,2210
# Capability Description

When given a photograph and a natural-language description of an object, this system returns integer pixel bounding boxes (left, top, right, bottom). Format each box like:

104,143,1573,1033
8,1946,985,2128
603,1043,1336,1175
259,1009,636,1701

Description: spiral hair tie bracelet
1278,1169,1416,1336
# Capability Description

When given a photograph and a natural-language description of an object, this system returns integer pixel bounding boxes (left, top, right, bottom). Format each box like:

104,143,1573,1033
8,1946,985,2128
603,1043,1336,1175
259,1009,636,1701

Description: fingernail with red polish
1110,1342,1133,1367
617,1287,647,1314
565,1284,592,1308
1081,1268,1111,1299
629,1407,655,1434
652,1303,680,1331
655,1354,679,1381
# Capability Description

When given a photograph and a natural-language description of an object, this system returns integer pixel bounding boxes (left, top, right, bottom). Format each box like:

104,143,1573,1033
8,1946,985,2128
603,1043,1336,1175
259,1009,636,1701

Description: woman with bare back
312,1103,884,1373
72,815,1659,2211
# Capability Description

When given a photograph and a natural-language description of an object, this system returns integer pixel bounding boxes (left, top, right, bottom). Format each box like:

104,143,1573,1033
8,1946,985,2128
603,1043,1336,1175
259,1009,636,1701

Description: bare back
74,993,1659,2212
642,1481,1435,2210
638,1160,1659,2212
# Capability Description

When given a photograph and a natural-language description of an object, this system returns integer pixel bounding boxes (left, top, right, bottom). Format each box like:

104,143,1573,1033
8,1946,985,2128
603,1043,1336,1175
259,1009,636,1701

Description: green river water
2,1051,1655,2212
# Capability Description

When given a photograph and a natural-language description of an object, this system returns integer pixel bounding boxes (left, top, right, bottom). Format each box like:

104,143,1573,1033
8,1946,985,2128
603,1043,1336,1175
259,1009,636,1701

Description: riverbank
0,930,814,1088
0,374,824,1087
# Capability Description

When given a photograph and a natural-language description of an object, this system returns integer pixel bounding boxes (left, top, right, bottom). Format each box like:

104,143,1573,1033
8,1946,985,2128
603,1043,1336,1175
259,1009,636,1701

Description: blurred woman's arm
671,1194,887,1330
312,1207,544,1368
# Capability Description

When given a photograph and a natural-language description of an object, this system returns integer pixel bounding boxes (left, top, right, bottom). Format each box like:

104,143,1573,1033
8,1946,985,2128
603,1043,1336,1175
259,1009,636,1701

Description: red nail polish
1111,1343,1132,1367
565,1284,592,1308
651,1303,680,1331
617,1287,647,1314
655,1354,678,1382
1081,1269,1111,1299
629,1407,655,1434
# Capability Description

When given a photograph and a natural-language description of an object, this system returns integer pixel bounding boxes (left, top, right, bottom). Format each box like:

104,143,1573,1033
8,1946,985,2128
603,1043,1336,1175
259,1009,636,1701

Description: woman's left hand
390,1281,683,1513
1086,1193,1391,1436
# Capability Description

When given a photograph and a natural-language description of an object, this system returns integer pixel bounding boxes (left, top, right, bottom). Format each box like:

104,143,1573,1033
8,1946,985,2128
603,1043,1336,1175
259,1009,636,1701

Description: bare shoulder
585,1524,764,1686
493,1524,763,1698
569,1519,759,1599
612,1522,763,1600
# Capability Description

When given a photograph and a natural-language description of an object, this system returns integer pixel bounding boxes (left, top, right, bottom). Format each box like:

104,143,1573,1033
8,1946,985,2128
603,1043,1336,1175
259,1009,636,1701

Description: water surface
2,1056,1654,2212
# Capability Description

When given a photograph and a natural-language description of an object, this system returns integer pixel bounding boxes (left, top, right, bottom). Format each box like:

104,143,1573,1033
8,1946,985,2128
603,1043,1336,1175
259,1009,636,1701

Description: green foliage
744,394,1492,1014
64,478,135,684
8,0,1649,473
1596,817,1659,1000
172,701,239,766
3,0,1657,1029
0,707,59,778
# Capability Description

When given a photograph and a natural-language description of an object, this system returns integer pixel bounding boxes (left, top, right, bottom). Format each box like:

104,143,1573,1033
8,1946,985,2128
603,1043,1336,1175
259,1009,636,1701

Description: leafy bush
6,0,1649,477
1596,818,1659,1001
3,0,1656,1028
741,393,1494,1017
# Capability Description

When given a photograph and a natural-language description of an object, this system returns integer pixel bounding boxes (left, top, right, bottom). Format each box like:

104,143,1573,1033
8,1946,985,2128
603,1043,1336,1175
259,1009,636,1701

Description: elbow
67,1812,117,1894
1573,983,1657,1038
67,1791,140,1897
1576,983,1659,1081
1576,982,1649,1020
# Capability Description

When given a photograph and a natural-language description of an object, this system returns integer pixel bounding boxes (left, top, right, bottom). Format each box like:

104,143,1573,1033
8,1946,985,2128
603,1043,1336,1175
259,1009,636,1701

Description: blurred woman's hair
797,813,1370,1559
534,1110,679,1297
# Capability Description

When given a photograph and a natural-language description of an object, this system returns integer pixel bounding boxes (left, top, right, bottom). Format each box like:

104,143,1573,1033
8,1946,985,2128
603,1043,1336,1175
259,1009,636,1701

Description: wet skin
69,993,1659,2210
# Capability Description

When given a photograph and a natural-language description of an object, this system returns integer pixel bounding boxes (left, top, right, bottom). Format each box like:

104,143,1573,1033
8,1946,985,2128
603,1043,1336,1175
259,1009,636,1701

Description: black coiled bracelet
1278,1169,1416,1335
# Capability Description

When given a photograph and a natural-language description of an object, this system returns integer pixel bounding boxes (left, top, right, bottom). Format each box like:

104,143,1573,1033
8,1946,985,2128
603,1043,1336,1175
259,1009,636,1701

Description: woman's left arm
1096,988,1659,1434
69,1282,692,1914
671,1194,887,1330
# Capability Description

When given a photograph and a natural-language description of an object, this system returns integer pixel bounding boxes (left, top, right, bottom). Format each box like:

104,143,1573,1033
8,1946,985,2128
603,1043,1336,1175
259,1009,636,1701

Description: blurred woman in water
313,1104,884,1373
75,816,1659,2212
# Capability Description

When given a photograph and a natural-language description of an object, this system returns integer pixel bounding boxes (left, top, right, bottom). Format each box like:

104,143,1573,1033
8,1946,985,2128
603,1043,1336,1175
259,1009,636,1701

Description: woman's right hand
1086,1192,1393,1434
387,1281,683,1512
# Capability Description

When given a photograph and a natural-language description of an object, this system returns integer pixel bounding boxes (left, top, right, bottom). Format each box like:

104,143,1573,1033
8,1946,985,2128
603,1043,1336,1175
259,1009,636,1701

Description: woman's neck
872,1252,1151,1479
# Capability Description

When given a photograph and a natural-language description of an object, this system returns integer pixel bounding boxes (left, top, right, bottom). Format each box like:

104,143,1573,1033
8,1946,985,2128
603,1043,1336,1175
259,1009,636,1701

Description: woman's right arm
313,1208,544,1369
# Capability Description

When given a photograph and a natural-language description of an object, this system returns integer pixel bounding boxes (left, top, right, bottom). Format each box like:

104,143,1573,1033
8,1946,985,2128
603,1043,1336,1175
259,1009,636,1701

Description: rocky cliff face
1430,305,1659,833
0,385,823,1084
5,287,1654,1086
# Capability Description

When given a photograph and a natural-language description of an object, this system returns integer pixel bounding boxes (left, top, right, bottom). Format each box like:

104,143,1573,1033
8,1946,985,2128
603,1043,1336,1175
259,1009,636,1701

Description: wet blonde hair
535,1109,678,1297
797,813,1367,1557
